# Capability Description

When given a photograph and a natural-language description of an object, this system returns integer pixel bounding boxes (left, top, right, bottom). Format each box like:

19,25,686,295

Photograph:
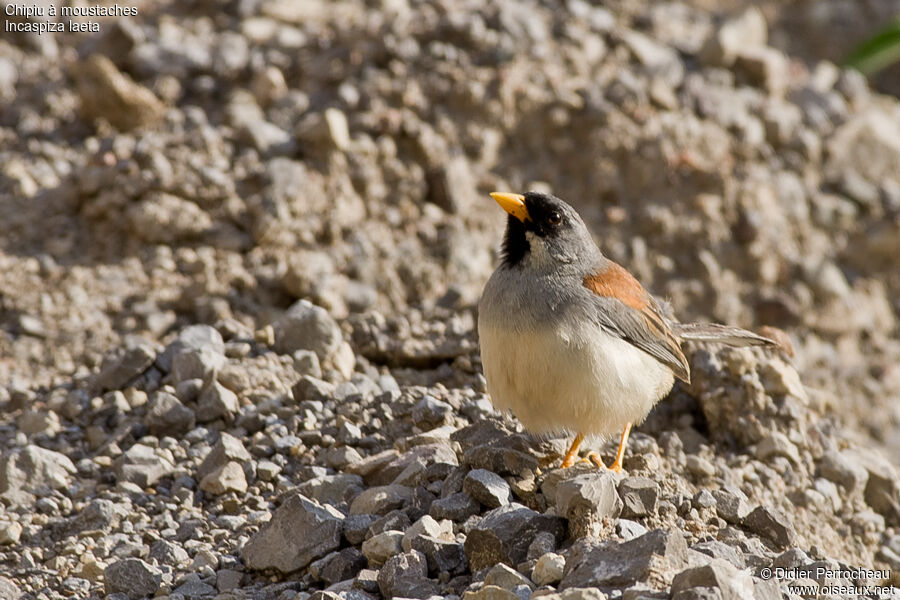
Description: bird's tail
670,322,775,347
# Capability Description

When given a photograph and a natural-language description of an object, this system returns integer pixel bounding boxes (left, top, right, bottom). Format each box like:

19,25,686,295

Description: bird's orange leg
608,422,632,473
561,432,585,468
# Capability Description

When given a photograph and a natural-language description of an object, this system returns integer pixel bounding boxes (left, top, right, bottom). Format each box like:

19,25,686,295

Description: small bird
478,191,773,471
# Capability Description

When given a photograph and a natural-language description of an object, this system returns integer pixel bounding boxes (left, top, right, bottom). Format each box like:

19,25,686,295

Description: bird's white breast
477,317,675,437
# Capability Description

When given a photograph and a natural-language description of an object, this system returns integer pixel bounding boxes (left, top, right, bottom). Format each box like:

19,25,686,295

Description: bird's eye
547,211,561,225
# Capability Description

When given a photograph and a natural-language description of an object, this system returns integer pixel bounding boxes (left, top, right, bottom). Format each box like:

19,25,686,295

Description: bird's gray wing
583,264,690,383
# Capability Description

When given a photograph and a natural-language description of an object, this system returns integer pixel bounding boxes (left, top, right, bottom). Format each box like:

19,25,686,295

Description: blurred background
2,0,899,465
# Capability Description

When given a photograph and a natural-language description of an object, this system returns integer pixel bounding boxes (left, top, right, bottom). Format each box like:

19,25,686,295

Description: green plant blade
845,16,900,75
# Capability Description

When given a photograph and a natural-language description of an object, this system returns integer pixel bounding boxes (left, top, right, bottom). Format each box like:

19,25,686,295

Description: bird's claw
580,451,607,469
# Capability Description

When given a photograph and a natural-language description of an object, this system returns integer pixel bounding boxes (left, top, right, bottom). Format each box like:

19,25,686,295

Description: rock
462,445,539,476
691,541,746,570
0,577,21,600
293,375,336,403
618,477,659,518
144,391,196,436
113,443,175,488
296,108,351,152
377,550,439,599
527,531,558,560
198,432,253,482
402,515,452,552
17,410,60,436
149,540,190,567
170,345,227,385
530,590,609,600
199,461,247,495
72,55,164,130
484,562,534,590
463,469,512,508
196,377,239,422
273,300,343,360
827,108,900,185
53,498,129,538
693,490,717,510
616,519,648,540
734,47,789,96
242,493,344,573
860,453,900,525
309,548,367,585
0,444,76,500
561,529,689,589
464,503,566,571
127,192,213,244
297,473,365,507
712,486,752,524
343,514,379,546
361,530,404,566
104,558,162,599
755,432,800,464
173,574,217,598
699,7,767,67
532,552,566,586
97,341,156,390
407,535,467,575
818,450,868,492
685,456,716,479
158,325,225,373
462,585,519,600
216,569,243,592
742,506,796,547
350,485,413,515
671,559,757,600
412,395,454,428
0,522,22,545
555,471,622,537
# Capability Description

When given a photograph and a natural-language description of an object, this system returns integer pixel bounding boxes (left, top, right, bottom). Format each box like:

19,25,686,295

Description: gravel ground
2,1,900,599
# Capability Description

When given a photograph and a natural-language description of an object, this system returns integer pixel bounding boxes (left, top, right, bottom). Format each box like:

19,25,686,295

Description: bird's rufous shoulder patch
582,262,649,311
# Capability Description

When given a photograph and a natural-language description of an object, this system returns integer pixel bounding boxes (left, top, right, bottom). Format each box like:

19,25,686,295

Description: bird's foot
580,451,607,469
561,455,577,468
608,459,624,473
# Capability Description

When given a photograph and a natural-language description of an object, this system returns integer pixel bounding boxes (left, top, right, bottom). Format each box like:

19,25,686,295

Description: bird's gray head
491,191,600,273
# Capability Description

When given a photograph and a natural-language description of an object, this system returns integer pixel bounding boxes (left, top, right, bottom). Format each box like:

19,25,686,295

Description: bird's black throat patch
501,214,529,267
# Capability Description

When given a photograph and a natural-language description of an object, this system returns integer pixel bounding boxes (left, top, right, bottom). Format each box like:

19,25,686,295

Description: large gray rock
51,498,129,539
196,376,239,423
671,559,756,600
349,484,413,515
308,548,367,586
464,503,566,571
561,529,689,589
198,432,253,482
0,445,76,502
273,300,343,359
104,558,162,599
618,477,659,518
157,325,225,373
296,473,365,507
144,391,196,436
463,469,512,508
113,443,175,488
742,506,796,547
377,550,439,599
242,493,344,573
712,485,752,524
555,471,622,537
96,340,156,390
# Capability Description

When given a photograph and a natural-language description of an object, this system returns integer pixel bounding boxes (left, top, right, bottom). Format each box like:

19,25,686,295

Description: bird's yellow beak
490,192,530,222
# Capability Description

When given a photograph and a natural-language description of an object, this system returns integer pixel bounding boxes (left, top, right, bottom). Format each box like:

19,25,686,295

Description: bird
477,191,774,471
